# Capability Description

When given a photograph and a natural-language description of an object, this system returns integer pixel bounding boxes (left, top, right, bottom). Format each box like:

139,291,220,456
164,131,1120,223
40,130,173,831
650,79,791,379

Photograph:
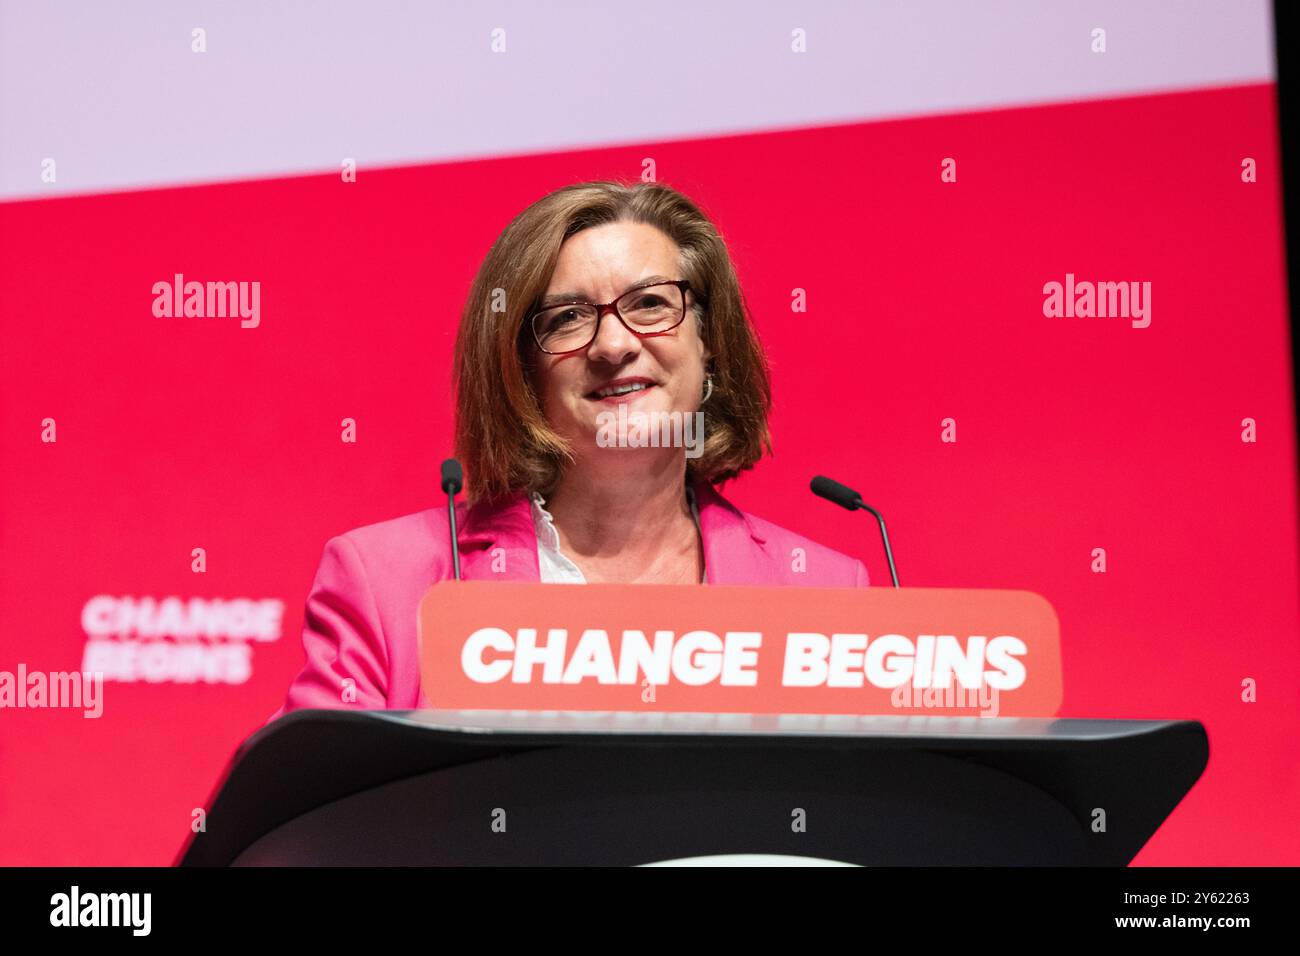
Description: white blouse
531,486,706,584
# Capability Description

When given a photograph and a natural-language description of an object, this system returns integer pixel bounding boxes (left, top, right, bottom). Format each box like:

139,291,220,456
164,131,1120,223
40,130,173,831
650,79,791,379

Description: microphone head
810,475,863,511
440,458,464,495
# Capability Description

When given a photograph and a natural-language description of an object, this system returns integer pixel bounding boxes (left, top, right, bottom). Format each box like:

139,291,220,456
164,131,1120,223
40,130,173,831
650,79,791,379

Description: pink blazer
268,480,868,721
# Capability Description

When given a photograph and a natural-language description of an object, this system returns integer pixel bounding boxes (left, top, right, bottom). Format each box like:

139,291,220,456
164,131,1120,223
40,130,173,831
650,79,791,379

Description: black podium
177,709,1207,866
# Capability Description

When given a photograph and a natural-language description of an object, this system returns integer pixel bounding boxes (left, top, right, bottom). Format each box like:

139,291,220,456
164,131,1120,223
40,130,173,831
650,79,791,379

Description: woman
272,180,868,717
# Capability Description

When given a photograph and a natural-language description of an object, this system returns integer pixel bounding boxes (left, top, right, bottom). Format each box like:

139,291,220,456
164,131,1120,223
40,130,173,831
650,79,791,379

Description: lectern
177,709,1207,866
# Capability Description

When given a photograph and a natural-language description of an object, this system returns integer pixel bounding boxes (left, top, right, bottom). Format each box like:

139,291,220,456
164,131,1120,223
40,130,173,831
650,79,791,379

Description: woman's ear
691,298,712,364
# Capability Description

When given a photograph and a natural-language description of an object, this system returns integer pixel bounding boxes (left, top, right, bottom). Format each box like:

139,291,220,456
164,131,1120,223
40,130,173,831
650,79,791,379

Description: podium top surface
363,709,1190,743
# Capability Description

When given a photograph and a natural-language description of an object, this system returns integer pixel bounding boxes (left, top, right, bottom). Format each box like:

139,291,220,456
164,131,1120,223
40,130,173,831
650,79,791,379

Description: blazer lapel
456,492,541,581
693,479,777,585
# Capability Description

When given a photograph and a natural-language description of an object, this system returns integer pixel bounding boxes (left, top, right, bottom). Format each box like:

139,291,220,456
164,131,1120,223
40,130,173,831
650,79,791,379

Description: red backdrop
1,82,1296,865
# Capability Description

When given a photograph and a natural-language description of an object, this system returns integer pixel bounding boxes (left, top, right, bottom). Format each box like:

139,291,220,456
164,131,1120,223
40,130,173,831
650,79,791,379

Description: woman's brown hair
453,179,772,504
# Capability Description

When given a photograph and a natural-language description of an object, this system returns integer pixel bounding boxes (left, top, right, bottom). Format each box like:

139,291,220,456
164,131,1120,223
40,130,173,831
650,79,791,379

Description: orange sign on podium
417,582,1062,718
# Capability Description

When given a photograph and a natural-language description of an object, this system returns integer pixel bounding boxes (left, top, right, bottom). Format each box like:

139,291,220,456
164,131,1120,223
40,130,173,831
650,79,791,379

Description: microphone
441,459,464,581
810,475,899,588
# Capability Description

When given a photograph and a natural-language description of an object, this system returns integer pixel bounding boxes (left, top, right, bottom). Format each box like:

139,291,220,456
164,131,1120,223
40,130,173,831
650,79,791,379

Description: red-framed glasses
528,279,692,355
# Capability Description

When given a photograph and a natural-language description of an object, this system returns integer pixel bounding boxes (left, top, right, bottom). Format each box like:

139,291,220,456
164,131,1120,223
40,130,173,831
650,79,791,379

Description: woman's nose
585,306,640,365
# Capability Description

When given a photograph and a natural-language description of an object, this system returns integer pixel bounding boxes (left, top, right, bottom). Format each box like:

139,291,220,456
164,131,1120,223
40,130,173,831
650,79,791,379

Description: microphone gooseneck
441,459,464,581
810,475,900,588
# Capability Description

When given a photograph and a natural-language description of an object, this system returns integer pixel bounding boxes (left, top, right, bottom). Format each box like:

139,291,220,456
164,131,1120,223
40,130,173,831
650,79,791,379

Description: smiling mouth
588,382,656,400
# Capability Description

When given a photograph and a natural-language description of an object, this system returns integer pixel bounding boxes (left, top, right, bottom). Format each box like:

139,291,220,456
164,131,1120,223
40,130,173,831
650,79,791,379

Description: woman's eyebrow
539,291,589,307
538,276,676,308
